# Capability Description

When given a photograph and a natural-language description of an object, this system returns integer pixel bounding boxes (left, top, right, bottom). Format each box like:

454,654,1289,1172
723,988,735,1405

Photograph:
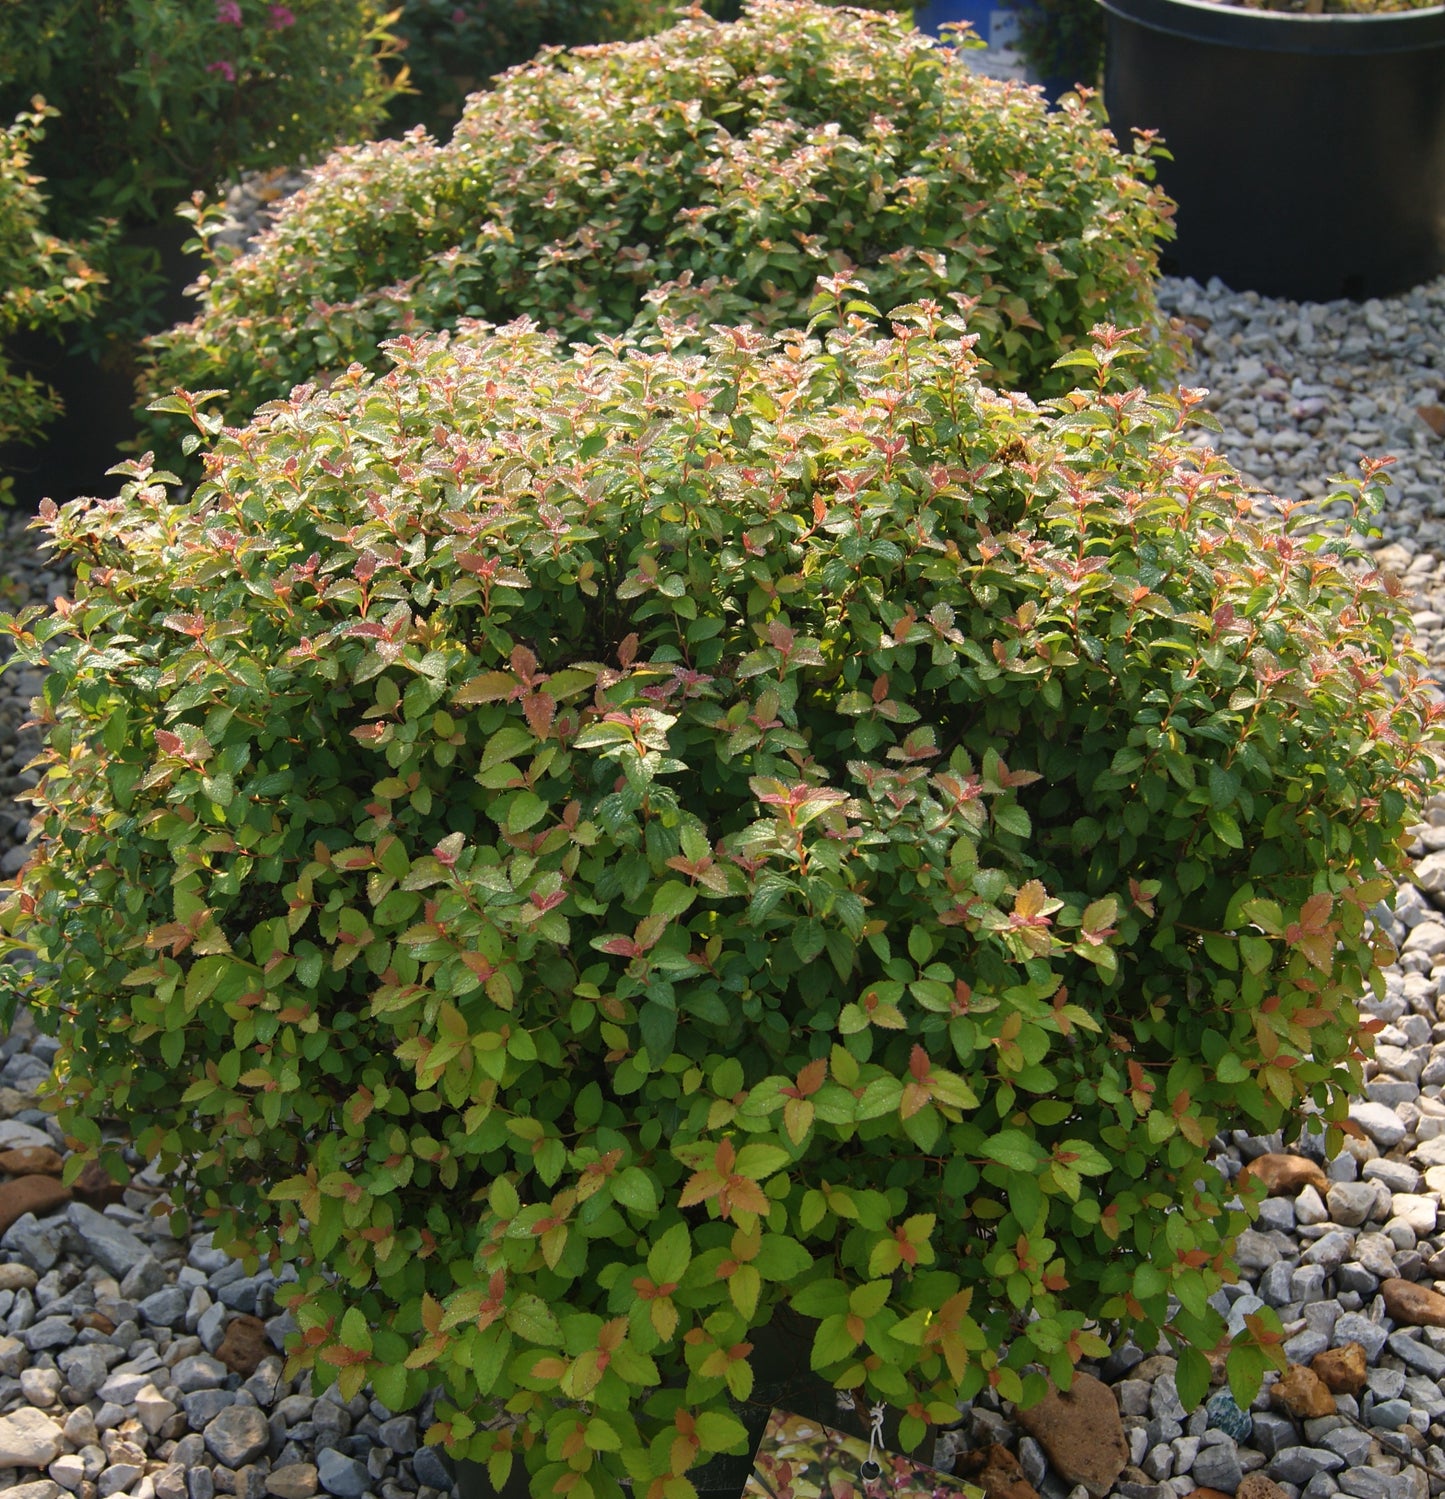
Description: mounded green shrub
0,100,108,503
385,0,903,136
5,309,1435,1497
142,0,1181,440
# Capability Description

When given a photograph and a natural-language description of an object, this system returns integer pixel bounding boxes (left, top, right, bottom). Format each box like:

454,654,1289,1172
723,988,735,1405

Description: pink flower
214,0,242,22
268,3,295,26
452,6,467,20
206,59,237,81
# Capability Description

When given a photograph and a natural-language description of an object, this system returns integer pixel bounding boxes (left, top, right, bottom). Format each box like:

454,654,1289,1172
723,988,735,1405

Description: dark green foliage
142,0,1180,443
1014,0,1104,87
0,0,403,347
0,0,402,234
384,0,675,136
4,308,1435,1498
0,101,107,502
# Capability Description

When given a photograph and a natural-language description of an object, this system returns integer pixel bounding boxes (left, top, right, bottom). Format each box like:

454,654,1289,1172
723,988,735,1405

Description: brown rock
1381,1277,1445,1328
1238,1153,1329,1198
1418,404,1445,438
957,1444,1040,1499
0,1174,69,1236
74,1311,116,1335
1237,1477,1292,1499
1312,1341,1368,1395
1273,1364,1336,1419
1191,1491,1234,1499
0,1147,63,1178
1015,1373,1128,1499
216,1314,270,1377
69,1159,127,1210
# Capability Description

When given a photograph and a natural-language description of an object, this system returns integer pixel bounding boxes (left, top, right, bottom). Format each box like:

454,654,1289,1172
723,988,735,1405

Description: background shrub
0,0,403,345
3,307,1436,1495
143,0,1180,441
0,101,107,503
385,0,906,136
385,0,669,137
1014,0,1103,88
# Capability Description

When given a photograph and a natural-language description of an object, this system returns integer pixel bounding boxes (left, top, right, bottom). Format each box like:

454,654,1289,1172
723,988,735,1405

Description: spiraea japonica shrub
141,0,1181,441
3,306,1438,1498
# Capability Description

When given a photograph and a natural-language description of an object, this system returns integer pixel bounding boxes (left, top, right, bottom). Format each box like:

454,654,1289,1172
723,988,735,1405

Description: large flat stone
66,1202,148,1277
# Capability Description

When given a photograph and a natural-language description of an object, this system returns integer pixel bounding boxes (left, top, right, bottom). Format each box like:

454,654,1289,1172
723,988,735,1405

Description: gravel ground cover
5,237,1445,1499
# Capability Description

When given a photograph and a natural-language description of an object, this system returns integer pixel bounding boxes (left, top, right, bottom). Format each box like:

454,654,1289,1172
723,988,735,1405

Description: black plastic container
0,220,203,510
1098,0,1445,301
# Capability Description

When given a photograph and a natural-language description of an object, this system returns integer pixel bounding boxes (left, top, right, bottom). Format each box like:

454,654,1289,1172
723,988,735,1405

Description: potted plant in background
1097,0,1445,300
2,302,1438,1497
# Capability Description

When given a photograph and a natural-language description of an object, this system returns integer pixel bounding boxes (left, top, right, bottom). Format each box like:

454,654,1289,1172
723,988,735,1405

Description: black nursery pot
0,219,203,510
1098,0,1445,301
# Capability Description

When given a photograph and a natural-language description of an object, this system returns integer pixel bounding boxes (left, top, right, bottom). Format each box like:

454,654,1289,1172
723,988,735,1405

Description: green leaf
490,1176,520,1220
694,1410,748,1453
614,1167,659,1214
638,1001,677,1065
1207,809,1243,849
754,1235,812,1282
340,1306,372,1354
734,1143,790,1180
981,1130,1040,1171
506,1295,561,1345
650,881,696,918
647,1222,692,1285
791,1279,849,1318
481,727,536,771
371,1363,410,1413
1239,935,1273,975
1216,1053,1249,1084
505,790,548,835
810,1313,860,1369
849,1280,891,1318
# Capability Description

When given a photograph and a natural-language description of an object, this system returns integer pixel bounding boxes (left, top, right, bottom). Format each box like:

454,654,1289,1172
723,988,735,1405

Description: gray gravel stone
65,1205,148,1278
1350,1102,1408,1147
172,1354,228,1393
1387,1330,1445,1378
1301,1231,1355,1272
1193,1442,1245,1492
205,1405,270,1468
315,1448,370,1498
409,1446,452,1490
1270,1449,1347,1485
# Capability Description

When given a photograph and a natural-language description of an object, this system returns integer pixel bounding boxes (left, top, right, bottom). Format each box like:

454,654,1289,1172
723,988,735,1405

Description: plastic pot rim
1096,0,1445,54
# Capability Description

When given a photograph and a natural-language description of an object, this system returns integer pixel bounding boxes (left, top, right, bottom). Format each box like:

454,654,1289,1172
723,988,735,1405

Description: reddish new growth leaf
678,1139,769,1220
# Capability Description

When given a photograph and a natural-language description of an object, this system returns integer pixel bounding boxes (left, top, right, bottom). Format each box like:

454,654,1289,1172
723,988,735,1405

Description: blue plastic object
913,0,1013,48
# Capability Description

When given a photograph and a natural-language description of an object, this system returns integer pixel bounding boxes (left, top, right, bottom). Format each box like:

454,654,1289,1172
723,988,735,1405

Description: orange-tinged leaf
1014,880,1049,919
